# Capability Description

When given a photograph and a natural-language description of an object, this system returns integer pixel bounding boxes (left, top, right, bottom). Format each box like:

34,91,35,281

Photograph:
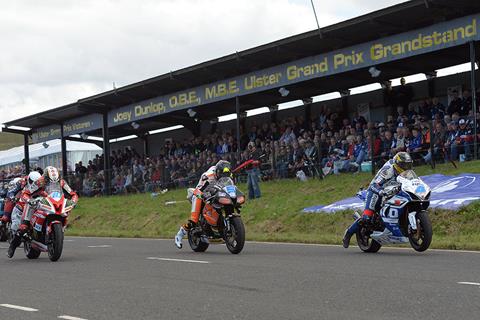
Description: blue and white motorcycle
354,170,432,253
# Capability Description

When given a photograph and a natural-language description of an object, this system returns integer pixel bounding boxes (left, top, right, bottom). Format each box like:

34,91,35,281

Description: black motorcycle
187,177,246,254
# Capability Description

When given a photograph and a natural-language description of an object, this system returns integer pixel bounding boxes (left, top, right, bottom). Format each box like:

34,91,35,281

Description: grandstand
1,0,479,195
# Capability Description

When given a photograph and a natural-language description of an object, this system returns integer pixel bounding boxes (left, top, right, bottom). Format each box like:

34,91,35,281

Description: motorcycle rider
174,160,232,249
342,152,413,248
7,166,78,258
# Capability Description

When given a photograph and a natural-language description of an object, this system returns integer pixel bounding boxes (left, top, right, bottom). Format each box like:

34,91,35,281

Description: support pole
429,119,435,169
102,113,112,195
370,128,375,176
470,41,478,160
143,133,150,157
235,96,241,154
23,133,30,174
60,124,68,176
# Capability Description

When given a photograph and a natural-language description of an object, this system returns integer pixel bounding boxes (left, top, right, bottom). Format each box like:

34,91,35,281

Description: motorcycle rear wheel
188,229,209,252
225,217,245,254
408,211,432,252
48,223,64,262
356,226,381,253
24,240,41,259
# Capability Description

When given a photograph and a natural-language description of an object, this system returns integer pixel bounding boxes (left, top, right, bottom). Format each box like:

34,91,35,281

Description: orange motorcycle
187,177,246,254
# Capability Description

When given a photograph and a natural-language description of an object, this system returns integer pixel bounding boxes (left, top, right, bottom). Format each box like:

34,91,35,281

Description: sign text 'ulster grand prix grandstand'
32,14,480,142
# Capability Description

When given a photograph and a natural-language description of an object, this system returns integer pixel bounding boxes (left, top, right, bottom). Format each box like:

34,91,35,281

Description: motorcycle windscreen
202,203,220,226
45,182,63,201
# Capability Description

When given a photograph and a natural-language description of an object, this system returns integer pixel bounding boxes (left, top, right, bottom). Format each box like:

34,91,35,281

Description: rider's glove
67,199,77,208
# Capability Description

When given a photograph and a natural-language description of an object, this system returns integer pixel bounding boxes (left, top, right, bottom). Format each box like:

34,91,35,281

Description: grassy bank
69,160,480,250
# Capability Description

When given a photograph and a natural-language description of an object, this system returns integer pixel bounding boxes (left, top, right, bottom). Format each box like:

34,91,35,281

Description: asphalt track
0,237,479,320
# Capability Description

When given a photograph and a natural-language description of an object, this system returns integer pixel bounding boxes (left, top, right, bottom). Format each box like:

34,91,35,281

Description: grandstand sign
108,14,479,127
32,114,102,143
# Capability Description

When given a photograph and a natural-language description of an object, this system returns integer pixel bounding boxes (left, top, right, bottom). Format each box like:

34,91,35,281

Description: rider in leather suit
7,167,78,258
174,160,232,249
342,152,413,248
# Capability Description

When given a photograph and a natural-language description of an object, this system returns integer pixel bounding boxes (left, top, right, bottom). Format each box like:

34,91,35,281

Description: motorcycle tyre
409,211,432,252
24,240,41,259
48,223,64,262
187,229,209,252
225,217,245,254
356,226,382,253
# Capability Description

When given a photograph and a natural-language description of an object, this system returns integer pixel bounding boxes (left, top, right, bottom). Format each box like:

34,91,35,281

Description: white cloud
0,0,404,123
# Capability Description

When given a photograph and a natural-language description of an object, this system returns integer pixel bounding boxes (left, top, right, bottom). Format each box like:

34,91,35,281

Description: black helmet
215,160,232,179
393,152,413,174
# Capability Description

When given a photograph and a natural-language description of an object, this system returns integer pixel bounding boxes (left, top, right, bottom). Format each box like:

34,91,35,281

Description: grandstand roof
4,0,480,139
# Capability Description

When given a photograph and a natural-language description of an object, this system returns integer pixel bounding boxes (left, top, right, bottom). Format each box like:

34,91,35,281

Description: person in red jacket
8,166,78,258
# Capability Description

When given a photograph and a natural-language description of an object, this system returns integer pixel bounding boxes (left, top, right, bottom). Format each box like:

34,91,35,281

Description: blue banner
303,173,480,213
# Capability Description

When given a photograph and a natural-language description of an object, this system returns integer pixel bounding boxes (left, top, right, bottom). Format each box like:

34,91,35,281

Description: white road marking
458,282,480,286
68,236,480,254
87,245,111,248
0,304,38,312
147,257,209,264
58,315,88,320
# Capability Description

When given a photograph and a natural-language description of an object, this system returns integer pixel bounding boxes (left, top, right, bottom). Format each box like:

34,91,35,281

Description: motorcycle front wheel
356,226,381,253
408,211,432,252
188,229,209,252
225,216,245,254
48,223,64,261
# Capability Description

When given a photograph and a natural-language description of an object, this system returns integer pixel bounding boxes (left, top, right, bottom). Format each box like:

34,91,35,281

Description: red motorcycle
24,182,74,261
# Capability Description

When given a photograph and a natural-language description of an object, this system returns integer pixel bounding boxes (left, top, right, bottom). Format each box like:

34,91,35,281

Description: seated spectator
407,127,424,160
279,126,296,144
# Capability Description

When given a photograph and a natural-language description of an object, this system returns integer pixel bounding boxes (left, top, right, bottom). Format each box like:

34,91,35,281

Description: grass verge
68,160,480,250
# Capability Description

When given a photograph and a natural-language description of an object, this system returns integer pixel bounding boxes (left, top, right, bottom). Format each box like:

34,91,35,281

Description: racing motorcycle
353,170,432,253
187,177,246,254
23,182,74,261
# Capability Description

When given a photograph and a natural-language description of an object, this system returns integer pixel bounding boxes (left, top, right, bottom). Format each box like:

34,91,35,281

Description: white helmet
26,171,42,193
8,177,22,189
44,166,60,183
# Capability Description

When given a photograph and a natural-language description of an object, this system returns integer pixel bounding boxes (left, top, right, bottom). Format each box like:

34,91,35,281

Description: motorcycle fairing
372,193,411,244
202,203,220,226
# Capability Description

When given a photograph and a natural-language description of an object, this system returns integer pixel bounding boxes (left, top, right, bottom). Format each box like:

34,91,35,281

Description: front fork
408,211,422,239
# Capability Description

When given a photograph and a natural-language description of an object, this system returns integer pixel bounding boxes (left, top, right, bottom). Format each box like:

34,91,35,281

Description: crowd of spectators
2,81,480,197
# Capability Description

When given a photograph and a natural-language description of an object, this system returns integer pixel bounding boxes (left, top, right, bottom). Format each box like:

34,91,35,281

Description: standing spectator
430,97,446,120
459,90,472,116
447,90,462,115
245,142,262,199
395,77,414,109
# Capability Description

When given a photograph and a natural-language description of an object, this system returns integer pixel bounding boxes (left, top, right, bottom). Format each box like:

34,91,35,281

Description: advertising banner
303,173,480,213
107,14,480,127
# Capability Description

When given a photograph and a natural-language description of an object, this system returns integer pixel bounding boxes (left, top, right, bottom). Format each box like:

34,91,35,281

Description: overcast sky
0,0,405,124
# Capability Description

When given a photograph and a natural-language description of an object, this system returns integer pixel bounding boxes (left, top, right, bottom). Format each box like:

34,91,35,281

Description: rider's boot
342,229,353,249
7,232,22,258
174,224,189,249
175,220,196,249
